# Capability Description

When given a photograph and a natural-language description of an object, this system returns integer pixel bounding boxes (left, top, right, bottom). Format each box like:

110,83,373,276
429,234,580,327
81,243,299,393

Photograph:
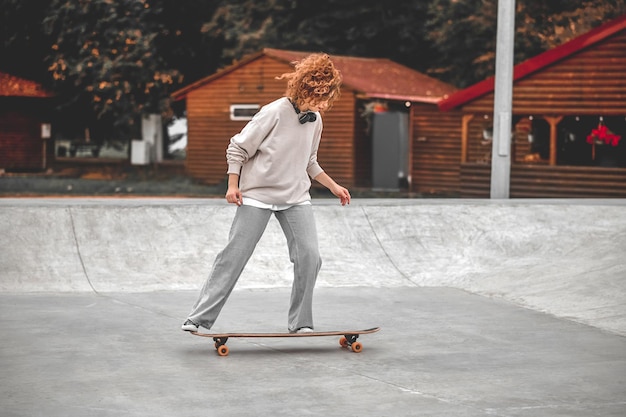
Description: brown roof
0,72,54,98
172,48,457,103
439,13,626,111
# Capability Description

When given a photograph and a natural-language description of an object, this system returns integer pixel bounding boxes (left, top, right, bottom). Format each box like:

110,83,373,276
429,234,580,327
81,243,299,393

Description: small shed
439,14,626,198
0,72,54,172
171,48,457,190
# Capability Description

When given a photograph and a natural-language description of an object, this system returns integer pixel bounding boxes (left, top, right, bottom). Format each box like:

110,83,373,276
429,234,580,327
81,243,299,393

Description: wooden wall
460,163,626,198
411,104,463,195
463,31,626,115
315,93,356,187
0,101,46,171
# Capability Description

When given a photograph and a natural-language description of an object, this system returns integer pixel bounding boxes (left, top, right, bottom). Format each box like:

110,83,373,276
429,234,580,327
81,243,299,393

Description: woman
182,52,350,334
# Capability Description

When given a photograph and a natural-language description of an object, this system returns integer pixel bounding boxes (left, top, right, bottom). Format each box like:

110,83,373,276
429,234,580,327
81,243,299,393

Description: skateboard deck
190,327,380,356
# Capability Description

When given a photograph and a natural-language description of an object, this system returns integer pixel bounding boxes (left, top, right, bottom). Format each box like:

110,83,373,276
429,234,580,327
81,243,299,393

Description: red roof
172,48,457,103
438,14,626,111
0,72,54,98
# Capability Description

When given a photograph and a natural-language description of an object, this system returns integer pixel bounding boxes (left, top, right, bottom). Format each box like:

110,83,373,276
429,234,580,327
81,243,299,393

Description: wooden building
438,14,626,198
171,48,457,190
0,72,54,172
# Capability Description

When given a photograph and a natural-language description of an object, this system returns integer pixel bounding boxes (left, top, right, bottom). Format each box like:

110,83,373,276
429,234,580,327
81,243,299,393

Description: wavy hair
276,53,342,111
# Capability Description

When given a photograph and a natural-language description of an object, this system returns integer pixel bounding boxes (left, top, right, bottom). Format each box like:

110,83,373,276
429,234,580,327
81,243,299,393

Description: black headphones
298,112,317,124
291,100,317,124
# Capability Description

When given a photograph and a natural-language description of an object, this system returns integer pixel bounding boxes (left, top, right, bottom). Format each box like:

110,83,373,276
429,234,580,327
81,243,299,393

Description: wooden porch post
544,116,563,166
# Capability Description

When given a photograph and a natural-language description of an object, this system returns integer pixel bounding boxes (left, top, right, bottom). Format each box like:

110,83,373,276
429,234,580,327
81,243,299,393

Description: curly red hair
276,53,342,110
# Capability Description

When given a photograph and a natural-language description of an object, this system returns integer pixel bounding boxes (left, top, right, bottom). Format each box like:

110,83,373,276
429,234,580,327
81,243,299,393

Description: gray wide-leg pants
187,204,322,332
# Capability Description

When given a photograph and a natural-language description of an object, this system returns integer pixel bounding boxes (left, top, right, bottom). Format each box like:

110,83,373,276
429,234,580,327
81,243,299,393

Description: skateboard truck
338,334,363,353
213,337,230,356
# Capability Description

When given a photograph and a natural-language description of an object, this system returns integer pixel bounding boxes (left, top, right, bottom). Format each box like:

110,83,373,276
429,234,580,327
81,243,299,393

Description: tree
425,0,498,88
43,0,185,141
517,0,626,50
201,0,436,74
200,0,292,67
272,0,436,73
154,0,222,87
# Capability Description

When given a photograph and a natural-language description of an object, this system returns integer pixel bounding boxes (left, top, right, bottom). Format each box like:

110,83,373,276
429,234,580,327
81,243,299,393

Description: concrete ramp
1,198,625,336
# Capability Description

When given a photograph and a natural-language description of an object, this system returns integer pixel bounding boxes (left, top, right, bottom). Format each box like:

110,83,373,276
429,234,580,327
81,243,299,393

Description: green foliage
425,0,499,88
518,0,626,50
200,0,293,65
202,0,435,73
42,0,184,140
155,0,221,85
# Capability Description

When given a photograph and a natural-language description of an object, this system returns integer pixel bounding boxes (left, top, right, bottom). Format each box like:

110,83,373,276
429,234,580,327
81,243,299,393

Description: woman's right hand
225,173,242,205
225,186,243,206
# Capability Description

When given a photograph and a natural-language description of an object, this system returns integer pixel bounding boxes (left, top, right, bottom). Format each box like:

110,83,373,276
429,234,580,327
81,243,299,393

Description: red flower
586,123,622,146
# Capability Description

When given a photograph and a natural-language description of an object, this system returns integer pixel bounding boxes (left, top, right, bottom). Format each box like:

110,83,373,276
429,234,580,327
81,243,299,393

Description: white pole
490,0,516,198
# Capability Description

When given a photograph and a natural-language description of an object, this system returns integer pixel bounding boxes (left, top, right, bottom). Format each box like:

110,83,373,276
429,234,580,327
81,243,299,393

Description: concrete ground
1,198,625,416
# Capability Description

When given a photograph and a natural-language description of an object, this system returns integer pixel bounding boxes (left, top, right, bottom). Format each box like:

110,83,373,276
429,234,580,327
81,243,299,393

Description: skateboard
190,327,380,356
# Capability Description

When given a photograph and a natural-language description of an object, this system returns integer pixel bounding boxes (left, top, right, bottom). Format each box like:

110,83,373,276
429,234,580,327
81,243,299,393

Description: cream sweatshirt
226,97,325,205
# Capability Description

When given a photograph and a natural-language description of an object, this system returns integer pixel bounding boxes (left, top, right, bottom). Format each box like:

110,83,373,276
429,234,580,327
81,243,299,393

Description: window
517,115,625,167
230,104,260,121
558,116,625,167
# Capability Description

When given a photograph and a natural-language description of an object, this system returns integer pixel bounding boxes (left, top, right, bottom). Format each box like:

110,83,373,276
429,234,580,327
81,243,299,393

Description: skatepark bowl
1,198,625,417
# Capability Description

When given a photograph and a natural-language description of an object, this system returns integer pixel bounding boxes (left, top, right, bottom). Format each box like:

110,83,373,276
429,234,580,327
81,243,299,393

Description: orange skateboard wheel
217,345,229,356
339,336,349,348
351,342,363,353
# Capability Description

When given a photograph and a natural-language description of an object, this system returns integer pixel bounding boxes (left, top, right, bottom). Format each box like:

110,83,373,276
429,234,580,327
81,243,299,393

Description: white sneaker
181,319,199,332
295,327,314,334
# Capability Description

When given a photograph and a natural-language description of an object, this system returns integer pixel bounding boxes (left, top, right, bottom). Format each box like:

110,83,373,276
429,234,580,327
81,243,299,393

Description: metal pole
490,0,516,199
